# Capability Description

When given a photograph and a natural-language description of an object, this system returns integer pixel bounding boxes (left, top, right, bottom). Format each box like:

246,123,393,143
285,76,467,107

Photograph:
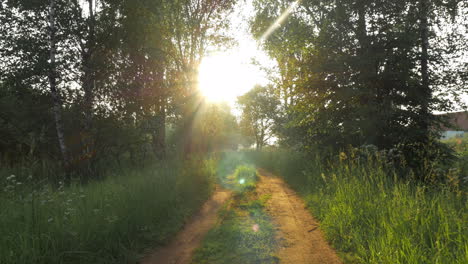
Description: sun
198,52,259,103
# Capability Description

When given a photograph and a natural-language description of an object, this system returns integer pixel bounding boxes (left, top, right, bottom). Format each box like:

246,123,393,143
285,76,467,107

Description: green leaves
251,0,467,163
238,85,280,149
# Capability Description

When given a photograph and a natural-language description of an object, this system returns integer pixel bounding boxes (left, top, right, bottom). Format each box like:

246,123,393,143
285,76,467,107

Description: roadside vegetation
192,165,278,264
249,149,467,264
442,134,468,179
1,0,467,263
0,158,215,264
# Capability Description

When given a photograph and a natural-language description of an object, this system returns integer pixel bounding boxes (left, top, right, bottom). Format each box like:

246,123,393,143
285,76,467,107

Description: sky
198,0,275,107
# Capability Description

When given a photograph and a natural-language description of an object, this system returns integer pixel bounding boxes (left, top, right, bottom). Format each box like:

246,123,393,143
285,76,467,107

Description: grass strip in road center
192,166,278,264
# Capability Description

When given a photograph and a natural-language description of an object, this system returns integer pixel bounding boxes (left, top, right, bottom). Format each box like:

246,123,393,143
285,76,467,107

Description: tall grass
0,158,215,264
248,150,467,264
442,133,468,179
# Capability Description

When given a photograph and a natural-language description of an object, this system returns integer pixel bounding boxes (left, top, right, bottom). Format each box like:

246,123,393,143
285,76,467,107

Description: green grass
248,149,467,264
0,158,216,264
215,151,255,187
224,165,258,194
442,133,468,179
192,165,278,264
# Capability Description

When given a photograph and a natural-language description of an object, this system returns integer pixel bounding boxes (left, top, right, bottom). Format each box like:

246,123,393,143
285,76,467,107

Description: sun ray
260,0,301,41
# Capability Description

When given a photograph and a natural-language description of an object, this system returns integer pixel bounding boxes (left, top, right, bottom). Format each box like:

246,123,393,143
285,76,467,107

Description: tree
0,0,240,180
0,0,78,170
48,0,69,168
251,0,467,158
237,85,279,150
188,102,241,153
158,0,236,155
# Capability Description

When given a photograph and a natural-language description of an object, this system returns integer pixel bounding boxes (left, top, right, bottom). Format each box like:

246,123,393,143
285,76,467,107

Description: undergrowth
0,158,215,264
248,149,467,264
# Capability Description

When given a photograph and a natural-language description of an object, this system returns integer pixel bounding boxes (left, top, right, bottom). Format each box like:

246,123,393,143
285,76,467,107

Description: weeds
0,158,215,264
249,149,468,264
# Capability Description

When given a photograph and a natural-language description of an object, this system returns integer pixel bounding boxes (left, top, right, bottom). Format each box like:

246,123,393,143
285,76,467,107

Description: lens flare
260,0,301,41
252,224,259,232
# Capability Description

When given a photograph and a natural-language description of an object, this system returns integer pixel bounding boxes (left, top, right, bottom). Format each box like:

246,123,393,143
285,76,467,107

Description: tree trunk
81,0,96,180
48,0,69,174
83,0,95,131
152,101,166,159
419,0,431,139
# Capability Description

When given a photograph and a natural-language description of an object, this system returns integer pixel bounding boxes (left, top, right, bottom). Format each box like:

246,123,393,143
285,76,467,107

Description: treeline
0,0,239,182
248,0,467,179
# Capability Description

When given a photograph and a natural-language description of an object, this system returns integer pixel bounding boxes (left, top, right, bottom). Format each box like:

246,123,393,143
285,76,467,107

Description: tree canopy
250,0,467,158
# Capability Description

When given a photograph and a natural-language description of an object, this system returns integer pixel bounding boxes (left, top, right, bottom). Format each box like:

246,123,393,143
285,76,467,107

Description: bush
225,165,258,194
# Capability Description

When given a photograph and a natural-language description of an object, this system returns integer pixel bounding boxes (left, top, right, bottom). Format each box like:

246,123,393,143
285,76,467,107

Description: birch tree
47,0,69,168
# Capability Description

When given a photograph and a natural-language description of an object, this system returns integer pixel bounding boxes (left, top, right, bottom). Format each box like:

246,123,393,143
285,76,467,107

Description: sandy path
141,188,231,264
257,169,342,264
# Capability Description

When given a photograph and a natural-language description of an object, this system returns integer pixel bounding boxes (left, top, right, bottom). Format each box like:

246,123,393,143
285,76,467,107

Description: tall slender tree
47,0,69,168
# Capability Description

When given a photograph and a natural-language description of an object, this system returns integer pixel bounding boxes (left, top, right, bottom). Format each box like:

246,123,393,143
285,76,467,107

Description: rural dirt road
141,187,231,264
257,169,342,264
142,170,342,264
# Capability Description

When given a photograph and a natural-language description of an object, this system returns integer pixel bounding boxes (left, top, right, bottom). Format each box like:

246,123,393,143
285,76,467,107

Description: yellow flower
339,152,347,161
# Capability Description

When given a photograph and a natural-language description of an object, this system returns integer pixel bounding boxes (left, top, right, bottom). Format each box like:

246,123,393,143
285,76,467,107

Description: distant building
438,111,468,139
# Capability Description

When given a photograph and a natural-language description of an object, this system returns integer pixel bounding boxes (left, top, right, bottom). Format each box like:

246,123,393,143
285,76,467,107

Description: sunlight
198,51,259,103
260,0,301,41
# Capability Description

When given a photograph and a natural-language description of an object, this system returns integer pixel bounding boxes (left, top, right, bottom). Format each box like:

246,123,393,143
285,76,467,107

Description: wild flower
339,152,347,161
106,215,119,223
321,173,327,182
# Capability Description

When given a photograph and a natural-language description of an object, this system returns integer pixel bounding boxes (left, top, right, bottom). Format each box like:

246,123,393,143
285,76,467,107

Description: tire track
257,169,342,264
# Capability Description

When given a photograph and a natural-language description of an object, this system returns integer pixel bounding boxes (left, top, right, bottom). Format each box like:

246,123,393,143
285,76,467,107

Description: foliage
215,151,255,185
442,133,468,182
225,165,258,194
250,0,468,166
186,102,242,153
249,149,467,264
237,85,280,150
0,0,237,180
0,157,215,264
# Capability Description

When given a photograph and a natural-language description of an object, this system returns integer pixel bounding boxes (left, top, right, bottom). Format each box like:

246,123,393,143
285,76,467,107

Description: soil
140,187,232,264
141,169,342,264
256,169,342,264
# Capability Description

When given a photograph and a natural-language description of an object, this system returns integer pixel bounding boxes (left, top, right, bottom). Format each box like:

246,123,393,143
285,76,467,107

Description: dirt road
257,169,342,264
141,170,341,264
141,188,231,264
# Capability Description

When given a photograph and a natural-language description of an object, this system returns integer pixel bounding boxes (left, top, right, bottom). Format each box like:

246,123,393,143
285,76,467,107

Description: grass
0,157,215,264
248,149,468,264
215,151,255,187
442,133,468,179
192,165,278,264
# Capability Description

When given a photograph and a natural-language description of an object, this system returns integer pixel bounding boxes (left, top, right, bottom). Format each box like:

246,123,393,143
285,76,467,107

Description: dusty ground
257,169,342,264
140,188,231,264
142,170,342,264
